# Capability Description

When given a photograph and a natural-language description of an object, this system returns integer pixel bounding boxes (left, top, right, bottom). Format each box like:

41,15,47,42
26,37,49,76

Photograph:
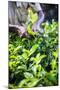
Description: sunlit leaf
29,44,39,56
24,72,34,79
18,78,39,87
14,46,22,54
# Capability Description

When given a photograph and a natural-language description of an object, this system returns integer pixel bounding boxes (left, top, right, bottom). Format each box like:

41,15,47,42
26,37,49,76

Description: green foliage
26,8,38,36
9,20,58,88
28,7,38,24
27,24,38,36
18,78,39,88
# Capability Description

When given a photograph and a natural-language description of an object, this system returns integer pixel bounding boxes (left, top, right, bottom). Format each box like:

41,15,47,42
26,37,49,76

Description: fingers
9,24,27,37
32,23,37,32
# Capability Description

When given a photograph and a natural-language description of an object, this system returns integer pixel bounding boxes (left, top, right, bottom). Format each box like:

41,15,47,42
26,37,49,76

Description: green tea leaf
14,46,22,54
29,44,39,56
18,78,39,88
24,72,34,79
22,53,29,60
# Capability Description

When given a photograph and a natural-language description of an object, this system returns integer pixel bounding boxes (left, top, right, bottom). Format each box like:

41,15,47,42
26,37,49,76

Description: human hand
32,22,40,32
9,24,27,37
18,26,27,37
32,23,38,32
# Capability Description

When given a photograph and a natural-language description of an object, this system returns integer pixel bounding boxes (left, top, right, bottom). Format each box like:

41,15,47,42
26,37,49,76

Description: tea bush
9,20,58,88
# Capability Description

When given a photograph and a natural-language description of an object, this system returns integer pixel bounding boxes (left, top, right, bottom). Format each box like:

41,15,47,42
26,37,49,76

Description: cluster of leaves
9,20,58,88
26,7,38,36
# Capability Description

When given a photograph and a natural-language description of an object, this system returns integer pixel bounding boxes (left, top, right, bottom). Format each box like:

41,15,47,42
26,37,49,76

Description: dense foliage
9,20,58,88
